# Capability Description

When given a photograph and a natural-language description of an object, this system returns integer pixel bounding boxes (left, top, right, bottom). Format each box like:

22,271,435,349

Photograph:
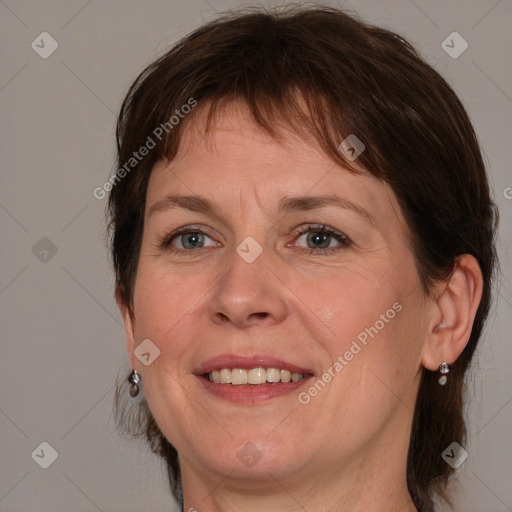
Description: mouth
194,355,314,403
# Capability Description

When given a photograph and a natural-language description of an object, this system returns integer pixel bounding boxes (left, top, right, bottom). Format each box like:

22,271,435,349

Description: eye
158,224,350,255
159,226,219,252
292,224,351,254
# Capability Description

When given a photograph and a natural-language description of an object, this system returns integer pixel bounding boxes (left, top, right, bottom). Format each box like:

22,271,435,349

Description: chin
187,435,308,480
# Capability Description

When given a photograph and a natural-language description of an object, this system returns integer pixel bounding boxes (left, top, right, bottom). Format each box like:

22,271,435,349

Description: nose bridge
207,238,288,327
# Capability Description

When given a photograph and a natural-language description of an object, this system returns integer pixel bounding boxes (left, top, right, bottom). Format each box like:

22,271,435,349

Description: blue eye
158,223,217,252
176,231,207,249
161,229,217,250
293,224,351,254
299,231,335,249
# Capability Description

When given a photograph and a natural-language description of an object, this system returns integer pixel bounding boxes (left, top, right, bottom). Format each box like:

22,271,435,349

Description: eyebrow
148,194,376,227
277,195,376,227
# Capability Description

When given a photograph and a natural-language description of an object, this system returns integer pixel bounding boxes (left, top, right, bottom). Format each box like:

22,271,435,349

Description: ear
116,286,137,370
421,254,484,371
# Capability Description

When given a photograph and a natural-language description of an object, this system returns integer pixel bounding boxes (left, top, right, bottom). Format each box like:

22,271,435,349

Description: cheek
301,295,424,443
330,288,426,405
132,267,204,348
311,258,424,385
310,266,403,341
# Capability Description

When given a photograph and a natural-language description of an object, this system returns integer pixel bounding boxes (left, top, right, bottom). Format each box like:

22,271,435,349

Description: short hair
109,5,498,511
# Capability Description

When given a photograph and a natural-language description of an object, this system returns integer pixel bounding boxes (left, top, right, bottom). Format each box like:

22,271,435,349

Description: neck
181,474,417,512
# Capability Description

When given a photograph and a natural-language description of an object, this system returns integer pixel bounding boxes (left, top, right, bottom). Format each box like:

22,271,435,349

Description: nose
207,245,289,329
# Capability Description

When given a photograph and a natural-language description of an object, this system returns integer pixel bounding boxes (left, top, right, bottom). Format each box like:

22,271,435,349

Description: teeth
207,367,306,385
266,368,281,382
280,369,291,383
231,368,248,385
219,369,232,384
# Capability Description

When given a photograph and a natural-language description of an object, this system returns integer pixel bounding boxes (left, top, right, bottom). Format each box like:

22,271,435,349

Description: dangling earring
438,361,450,385
128,369,141,397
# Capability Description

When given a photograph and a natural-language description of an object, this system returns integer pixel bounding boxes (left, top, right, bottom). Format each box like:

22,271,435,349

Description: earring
438,361,450,385
128,369,141,397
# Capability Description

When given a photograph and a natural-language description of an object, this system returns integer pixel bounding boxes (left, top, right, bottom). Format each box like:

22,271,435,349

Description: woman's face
123,102,433,491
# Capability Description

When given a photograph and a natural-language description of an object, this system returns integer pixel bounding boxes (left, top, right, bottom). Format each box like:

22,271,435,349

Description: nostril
213,311,269,326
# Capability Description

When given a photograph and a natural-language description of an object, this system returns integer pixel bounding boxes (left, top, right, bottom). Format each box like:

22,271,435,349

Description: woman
109,5,497,511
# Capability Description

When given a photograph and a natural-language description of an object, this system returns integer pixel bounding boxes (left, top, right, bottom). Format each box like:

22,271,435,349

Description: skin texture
118,101,483,512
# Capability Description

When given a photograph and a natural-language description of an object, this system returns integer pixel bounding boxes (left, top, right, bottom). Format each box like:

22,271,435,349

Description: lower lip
197,376,312,404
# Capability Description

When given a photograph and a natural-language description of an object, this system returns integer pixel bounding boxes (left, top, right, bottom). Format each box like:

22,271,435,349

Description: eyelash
158,224,352,255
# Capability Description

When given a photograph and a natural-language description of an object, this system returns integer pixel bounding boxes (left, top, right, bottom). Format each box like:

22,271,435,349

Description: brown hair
109,4,498,511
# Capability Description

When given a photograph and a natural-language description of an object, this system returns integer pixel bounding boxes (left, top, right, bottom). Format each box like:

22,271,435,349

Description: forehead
170,100,325,173
145,101,407,234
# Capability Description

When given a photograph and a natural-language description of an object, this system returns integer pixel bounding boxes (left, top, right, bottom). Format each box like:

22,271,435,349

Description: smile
195,354,314,403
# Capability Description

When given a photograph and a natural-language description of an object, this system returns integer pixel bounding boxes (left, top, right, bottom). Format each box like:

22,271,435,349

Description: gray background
0,0,511,511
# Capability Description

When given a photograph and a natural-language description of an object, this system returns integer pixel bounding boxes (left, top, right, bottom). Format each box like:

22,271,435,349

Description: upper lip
194,354,314,375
